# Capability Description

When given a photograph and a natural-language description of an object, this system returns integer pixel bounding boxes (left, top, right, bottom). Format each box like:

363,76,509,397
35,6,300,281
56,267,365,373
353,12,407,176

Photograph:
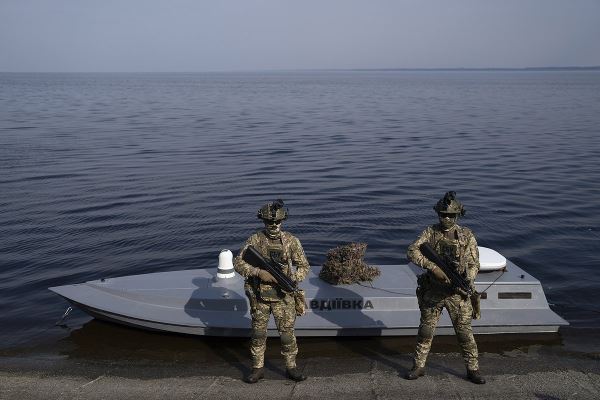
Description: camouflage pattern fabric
234,230,310,282
407,223,480,371
246,289,298,368
234,229,310,369
407,224,479,281
414,290,479,370
319,242,380,285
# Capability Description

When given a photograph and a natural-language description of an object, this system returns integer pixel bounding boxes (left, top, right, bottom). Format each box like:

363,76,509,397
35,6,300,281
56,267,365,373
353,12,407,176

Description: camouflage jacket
234,230,310,283
407,224,480,283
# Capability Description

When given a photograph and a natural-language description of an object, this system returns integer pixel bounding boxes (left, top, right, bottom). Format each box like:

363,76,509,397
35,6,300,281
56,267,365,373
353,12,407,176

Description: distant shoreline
1,66,600,74
348,66,600,72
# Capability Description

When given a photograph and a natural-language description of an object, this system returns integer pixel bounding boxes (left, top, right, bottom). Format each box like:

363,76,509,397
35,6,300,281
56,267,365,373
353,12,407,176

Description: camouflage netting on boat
319,242,380,285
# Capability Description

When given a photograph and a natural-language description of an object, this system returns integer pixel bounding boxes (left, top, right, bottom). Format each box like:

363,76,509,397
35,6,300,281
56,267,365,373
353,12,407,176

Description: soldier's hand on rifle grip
431,266,451,284
258,270,277,283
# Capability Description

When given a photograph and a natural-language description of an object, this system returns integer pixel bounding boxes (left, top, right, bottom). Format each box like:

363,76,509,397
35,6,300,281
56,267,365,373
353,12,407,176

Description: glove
258,270,277,284
431,266,450,284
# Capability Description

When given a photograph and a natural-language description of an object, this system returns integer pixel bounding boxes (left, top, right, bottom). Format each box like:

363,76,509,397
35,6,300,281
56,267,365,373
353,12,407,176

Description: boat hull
49,262,568,337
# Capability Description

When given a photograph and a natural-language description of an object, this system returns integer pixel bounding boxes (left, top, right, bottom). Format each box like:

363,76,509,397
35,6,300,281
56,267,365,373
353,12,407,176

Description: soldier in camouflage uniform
405,192,486,384
234,200,310,383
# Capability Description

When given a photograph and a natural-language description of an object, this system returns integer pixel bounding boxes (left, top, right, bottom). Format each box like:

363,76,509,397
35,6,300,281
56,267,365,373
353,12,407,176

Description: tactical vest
430,226,470,274
255,231,293,302
419,226,471,291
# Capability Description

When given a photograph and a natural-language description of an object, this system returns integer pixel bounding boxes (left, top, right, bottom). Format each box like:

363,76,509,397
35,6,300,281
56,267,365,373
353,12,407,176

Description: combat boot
467,369,486,384
286,367,307,382
243,367,264,384
404,367,425,380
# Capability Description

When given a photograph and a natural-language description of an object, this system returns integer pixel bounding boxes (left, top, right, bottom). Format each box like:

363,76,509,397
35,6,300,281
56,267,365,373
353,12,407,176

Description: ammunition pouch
470,292,481,320
247,276,285,302
293,289,307,316
258,283,284,302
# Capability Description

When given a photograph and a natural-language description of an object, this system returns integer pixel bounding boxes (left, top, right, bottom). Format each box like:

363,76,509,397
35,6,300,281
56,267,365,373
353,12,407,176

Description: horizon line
1,66,600,74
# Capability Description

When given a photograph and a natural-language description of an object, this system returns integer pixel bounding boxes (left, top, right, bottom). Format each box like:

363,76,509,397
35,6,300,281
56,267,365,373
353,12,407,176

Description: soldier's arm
407,227,438,271
289,237,310,282
465,232,480,283
233,235,260,278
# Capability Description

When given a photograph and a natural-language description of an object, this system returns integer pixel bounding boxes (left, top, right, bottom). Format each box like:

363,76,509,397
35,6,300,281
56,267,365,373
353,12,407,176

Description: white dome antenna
478,247,507,271
217,249,235,279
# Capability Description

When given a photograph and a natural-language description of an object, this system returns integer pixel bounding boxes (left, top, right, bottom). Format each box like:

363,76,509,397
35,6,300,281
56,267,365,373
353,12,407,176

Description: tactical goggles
438,213,458,219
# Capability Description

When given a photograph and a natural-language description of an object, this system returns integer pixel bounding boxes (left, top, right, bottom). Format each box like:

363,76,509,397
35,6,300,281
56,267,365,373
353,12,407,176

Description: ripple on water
1,71,599,348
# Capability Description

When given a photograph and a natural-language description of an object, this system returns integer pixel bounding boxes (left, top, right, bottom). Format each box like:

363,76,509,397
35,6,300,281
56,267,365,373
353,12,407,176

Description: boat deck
50,262,568,337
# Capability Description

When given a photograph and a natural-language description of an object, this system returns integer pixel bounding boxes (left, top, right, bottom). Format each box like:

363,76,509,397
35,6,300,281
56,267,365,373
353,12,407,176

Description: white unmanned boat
49,247,568,337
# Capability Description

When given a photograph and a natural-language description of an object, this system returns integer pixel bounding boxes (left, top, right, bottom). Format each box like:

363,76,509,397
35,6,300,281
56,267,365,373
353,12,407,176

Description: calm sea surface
1,71,599,350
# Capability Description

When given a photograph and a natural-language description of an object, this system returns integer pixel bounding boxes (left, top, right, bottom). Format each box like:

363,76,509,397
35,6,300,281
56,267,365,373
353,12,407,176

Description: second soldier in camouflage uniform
405,192,486,384
234,200,310,383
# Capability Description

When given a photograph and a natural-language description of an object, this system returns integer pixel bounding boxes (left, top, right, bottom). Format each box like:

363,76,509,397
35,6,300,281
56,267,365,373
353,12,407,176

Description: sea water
1,71,599,349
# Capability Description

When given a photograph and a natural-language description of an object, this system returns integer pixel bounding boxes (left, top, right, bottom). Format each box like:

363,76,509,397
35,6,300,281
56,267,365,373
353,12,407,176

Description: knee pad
280,332,295,346
418,324,435,339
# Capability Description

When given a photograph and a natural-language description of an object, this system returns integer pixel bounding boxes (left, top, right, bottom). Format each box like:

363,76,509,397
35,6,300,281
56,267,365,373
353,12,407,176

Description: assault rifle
242,245,298,293
419,242,481,319
419,242,474,296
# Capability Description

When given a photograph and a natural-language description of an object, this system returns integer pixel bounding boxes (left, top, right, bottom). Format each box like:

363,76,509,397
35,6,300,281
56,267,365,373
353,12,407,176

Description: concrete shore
1,326,599,399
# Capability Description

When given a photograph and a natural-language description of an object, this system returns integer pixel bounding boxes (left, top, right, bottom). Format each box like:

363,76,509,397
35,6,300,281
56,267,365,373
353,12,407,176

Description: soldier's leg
413,304,443,368
445,295,479,371
250,300,271,369
271,296,298,369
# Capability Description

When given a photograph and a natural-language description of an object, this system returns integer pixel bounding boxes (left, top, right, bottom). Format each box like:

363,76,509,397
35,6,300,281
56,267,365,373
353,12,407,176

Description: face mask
439,214,458,230
264,220,282,238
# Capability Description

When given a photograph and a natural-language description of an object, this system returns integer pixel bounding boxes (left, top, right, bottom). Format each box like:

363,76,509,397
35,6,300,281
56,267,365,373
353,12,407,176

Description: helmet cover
257,199,288,221
433,191,466,216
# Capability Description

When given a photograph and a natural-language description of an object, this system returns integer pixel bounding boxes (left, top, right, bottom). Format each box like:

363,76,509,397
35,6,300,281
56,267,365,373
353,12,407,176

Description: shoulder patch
459,226,473,236
281,231,298,245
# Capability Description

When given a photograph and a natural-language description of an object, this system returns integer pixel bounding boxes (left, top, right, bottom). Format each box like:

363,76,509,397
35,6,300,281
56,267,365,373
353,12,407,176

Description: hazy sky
1,0,599,72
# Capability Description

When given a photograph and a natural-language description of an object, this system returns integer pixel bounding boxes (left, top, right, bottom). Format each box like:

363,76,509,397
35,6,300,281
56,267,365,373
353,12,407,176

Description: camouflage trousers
248,292,298,369
413,288,479,371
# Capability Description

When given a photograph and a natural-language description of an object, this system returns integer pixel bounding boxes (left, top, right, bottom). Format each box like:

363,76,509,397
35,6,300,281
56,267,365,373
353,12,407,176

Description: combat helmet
433,191,465,216
257,199,288,221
